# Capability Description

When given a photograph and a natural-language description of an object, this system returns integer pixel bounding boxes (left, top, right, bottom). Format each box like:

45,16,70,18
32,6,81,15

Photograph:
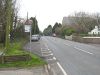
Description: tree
43,25,52,36
0,0,19,49
67,12,100,34
52,22,62,33
30,17,39,35
5,0,12,49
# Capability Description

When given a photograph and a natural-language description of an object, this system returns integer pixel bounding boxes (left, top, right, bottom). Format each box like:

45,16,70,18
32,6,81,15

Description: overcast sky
19,0,100,31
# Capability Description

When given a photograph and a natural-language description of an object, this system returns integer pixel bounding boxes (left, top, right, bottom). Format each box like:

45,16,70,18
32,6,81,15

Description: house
88,26,100,35
24,19,32,33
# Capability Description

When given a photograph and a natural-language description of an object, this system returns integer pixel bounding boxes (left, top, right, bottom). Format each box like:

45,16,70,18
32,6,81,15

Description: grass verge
0,38,46,68
0,53,46,68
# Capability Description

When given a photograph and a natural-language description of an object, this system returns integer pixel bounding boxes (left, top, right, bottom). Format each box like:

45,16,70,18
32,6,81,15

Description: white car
31,35,40,41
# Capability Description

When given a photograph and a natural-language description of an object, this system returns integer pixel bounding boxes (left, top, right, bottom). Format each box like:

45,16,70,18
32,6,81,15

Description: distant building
62,17,76,26
88,26,100,35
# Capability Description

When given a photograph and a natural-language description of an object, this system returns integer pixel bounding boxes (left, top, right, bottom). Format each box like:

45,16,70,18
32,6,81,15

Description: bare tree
68,12,100,34
0,0,19,48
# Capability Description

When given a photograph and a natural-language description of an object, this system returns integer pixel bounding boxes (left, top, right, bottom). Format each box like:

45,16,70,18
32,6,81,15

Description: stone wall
82,37,100,44
72,36,100,44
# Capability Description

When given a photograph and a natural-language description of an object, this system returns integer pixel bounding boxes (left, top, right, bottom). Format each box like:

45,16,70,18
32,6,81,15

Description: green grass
0,38,46,68
5,38,28,56
5,42,27,56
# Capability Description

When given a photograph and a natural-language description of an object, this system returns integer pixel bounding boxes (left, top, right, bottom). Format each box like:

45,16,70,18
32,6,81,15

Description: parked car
31,34,40,41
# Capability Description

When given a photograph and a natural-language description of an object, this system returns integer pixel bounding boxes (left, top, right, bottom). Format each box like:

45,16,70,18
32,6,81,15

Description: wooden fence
0,54,31,63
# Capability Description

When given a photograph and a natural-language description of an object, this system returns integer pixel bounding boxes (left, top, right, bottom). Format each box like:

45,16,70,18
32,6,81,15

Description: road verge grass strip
0,38,46,68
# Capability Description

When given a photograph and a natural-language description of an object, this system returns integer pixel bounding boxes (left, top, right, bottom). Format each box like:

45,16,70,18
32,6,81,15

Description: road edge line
57,62,68,75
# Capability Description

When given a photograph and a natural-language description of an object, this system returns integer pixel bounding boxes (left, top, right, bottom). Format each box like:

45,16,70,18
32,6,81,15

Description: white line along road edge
57,62,68,75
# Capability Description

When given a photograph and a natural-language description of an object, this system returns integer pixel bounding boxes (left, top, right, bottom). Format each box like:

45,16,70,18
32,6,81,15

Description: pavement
24,41,42,57
41,36,100,75
0,67,47,75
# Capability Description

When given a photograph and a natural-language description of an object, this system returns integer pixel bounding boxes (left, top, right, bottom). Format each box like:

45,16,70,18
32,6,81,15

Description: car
52,33,56,37
31,34,40,41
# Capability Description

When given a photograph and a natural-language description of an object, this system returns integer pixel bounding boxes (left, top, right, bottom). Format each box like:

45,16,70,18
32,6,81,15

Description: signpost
30,25,32,53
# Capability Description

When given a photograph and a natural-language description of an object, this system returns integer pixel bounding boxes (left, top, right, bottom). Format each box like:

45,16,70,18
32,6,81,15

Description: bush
61,27,75,36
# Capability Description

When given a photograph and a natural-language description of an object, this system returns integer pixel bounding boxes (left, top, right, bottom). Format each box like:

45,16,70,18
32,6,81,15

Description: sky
19,0,100,31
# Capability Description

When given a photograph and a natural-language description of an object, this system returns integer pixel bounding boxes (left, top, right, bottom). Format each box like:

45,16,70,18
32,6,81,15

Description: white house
25,25,31,32
24,20,32,33
88,26,100,35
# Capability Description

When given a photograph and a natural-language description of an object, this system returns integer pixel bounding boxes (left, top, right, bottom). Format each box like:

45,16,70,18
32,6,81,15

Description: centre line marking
74,47,93,55
57,62,68,75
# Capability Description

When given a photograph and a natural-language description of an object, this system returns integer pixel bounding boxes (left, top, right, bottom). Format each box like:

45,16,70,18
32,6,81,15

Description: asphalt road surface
42,36,100,75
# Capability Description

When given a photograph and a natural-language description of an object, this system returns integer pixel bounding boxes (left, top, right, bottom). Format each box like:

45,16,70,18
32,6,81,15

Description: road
41,36,100,75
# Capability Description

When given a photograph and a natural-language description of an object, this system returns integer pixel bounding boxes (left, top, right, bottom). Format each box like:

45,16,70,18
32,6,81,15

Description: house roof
24,19,33,25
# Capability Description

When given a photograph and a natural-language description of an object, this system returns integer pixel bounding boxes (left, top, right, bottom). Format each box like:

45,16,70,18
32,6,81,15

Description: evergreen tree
30,17,39,35
52,22,62,33
43,25,52,36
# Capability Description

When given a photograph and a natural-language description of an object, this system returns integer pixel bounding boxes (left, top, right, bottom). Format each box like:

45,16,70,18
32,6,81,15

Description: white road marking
43,53,53,56
41,50,49,52
74,47,93,55
57,62,68,75
47,57,57,61
41,48,43,56
53,57,57,60
42,51,52,53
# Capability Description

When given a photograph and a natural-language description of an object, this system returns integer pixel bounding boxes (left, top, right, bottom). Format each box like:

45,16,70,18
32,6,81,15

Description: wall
65,35,73,40
72,36,100,44
82,37,100,44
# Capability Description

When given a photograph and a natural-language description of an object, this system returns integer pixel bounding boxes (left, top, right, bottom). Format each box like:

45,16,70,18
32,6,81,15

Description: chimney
27,12,28,20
